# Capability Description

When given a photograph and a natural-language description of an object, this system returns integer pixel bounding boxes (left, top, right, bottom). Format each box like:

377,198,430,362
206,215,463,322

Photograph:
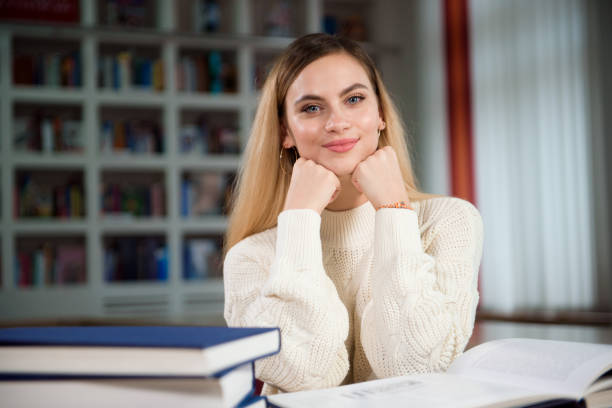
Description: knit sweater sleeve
223,209,350,392
360,198,484,377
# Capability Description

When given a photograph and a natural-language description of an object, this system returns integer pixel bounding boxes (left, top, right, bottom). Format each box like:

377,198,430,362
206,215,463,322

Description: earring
280,147,298,175
378,121,386,137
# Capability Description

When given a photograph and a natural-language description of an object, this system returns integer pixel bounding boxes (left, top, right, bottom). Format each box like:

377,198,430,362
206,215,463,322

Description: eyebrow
293,83,369,106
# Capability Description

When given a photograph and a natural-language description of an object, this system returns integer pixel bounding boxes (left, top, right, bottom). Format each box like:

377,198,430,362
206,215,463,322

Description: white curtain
470,0,596,312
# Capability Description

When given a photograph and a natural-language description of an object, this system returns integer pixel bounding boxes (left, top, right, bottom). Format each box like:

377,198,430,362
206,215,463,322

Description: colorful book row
16,175,84,219
15,244,86,287
179,123,239,155
100,182,165,218
98,53,164,91
176,52,236,93
104,237,168,282
14,115,82,153
181,172,234,217
13,52,81,87
100,119,163,154
182,238,223,280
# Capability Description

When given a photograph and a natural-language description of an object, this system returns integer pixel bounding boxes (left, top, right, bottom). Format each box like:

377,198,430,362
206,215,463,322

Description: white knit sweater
223,196,484,395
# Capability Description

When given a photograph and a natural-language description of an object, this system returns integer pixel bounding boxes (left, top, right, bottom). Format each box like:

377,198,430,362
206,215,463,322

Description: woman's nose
324,110,350,133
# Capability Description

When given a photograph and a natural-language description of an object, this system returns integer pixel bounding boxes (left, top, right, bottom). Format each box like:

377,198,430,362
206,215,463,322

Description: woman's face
282,53,385,176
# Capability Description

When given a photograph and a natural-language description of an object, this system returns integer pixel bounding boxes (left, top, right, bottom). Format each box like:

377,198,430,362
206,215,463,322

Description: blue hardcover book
1,361,258,408
0,326,280,378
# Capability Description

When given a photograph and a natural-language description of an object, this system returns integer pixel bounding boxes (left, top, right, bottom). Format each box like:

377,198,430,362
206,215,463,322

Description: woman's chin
325,162,360,177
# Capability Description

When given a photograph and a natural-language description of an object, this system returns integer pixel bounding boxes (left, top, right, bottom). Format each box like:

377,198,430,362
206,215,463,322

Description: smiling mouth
323,139,359,153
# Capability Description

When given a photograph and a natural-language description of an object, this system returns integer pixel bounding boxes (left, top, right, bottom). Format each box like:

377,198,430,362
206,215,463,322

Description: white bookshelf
0,0,403,324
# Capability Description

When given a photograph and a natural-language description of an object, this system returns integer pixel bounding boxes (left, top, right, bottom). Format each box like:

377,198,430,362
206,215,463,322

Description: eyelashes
301,94,366,113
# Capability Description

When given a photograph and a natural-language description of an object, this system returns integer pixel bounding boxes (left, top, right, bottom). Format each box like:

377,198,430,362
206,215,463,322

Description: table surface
468,320,612,349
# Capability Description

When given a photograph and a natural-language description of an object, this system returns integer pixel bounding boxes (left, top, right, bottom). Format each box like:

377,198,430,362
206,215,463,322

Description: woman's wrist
376,200,413,211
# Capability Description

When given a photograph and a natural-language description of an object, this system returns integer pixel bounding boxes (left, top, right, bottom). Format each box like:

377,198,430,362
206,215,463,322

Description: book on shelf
15,243,86,287
180,122,239,155
15,173,84,219
181,172,234,217
100,181,165,218
98,52,163,91
264,0,292,37
177,51,236,93
0,0,80,24
103,237,167,282
193,0,222,33
183,237,223,280
268,338,612,408
102,0,152,28
0,326,281,407
14,114,83,154
100,118,163,155
13,51,81,88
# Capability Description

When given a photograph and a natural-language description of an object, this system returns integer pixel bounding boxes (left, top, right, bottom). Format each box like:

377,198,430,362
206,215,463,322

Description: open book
268,338,612,408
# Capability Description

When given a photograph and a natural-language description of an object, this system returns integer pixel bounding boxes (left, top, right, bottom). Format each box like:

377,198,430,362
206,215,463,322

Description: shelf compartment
14,235,87,288
100,170,166,219
181,170,235,217
176,47,238,94
99,106,164,156
14,168,85,220
12,36,82,89
103,234,168,282
98,42,164,92
97,0,158,30
253,49,282,90
182,233,224,281
252,0,307,37
13,103,83,155
179,109,240,156
322,0,373,42
175,0,237,35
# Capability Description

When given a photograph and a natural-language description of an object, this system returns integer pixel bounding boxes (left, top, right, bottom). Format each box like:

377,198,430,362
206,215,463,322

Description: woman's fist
351,146,410,209
283,158,341,214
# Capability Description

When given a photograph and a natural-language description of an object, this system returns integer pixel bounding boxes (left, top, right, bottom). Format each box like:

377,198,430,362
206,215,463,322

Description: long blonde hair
225,34,440,253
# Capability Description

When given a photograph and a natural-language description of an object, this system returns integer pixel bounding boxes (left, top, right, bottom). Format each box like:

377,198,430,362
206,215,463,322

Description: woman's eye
347,95,364,104
303,105,320,113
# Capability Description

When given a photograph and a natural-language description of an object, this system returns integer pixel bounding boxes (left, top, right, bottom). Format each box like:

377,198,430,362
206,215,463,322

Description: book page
448,338,612,396
268,373,569,408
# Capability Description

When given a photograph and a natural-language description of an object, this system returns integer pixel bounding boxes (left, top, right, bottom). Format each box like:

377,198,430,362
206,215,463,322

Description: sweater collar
320,200,376,247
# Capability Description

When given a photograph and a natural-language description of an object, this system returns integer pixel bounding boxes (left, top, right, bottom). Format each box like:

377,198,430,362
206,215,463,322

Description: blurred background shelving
0,0,399,324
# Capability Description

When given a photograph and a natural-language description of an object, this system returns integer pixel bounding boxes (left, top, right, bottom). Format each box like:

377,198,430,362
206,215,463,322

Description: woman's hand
351,146,411,209
283,158,341,214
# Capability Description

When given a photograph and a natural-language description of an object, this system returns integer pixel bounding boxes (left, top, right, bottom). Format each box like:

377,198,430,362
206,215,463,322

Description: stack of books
0,326,280,407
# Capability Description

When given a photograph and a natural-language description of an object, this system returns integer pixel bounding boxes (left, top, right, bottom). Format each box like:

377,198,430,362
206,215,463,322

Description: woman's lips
323,138,359,153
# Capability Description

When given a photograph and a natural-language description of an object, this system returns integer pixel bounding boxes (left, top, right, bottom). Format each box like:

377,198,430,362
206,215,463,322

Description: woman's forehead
287,53,372,99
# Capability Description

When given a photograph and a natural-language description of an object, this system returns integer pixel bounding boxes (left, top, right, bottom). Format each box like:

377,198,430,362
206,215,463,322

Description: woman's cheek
291,120,323,156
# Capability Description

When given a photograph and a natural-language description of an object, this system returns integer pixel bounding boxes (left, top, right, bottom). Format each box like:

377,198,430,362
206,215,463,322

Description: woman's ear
378,116,386,131
280,123,295,148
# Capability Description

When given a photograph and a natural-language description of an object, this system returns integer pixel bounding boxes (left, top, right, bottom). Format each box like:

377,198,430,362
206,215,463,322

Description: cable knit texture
223,196,484,395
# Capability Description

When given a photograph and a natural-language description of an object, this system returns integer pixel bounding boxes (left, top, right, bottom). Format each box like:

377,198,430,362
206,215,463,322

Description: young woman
223,33,484,395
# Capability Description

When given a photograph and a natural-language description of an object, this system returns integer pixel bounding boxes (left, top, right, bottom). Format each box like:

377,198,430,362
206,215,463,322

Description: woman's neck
325,174,368,212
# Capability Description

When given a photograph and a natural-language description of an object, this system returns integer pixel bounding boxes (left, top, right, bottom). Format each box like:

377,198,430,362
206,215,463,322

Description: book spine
33,250,44,287
153,59,163,91
154,247,167,281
